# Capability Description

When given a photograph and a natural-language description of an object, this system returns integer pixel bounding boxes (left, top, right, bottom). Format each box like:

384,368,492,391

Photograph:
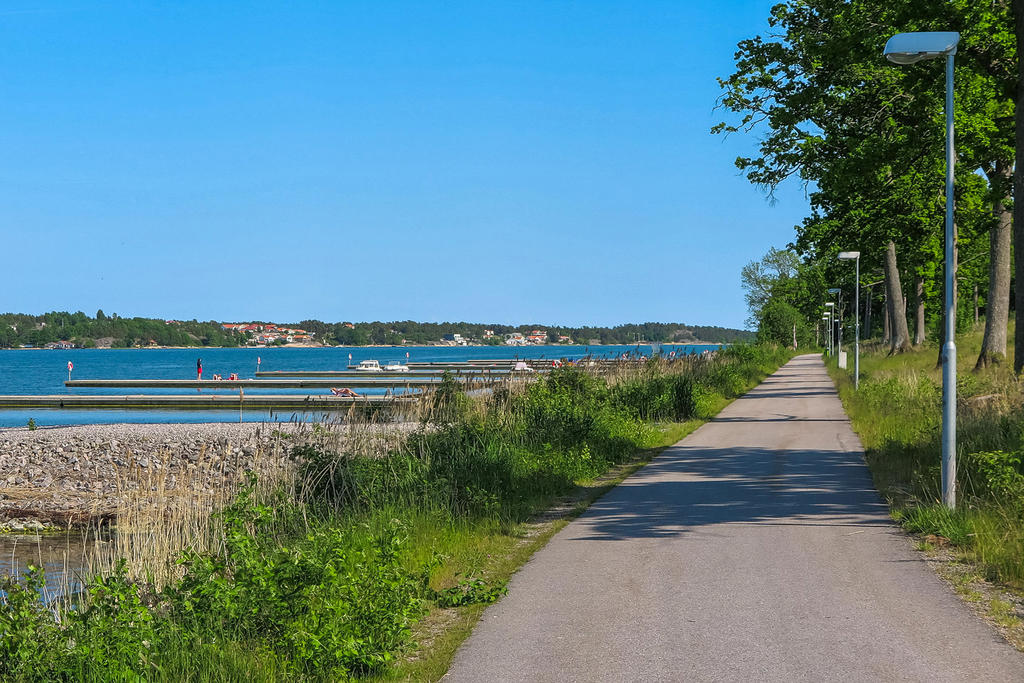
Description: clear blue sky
1,1,807,330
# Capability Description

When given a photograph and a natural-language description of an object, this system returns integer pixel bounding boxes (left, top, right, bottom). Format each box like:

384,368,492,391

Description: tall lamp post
838,252,861,389
822,315,831,355
885,31,959,509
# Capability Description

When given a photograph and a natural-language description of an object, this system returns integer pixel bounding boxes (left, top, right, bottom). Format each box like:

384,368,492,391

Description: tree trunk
865,285,873,340
885,240,911,354
977,161,1013,369
914,276,926,346
1014,1,1024,374
882,290,891,344
973,283,979,326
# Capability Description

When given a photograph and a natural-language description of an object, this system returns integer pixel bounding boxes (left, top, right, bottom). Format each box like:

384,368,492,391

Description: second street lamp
885,31,959,509
838,251,861,389
828,288,842,363
824,302,835,356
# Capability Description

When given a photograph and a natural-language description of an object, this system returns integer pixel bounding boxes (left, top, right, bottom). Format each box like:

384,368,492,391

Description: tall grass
829,329,1024,586
1,345,792,681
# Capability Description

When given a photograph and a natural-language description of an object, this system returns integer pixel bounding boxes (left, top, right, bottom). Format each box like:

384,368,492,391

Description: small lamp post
825,303,835,355
828,288,842,357
885,31,959,509
838,252,861,389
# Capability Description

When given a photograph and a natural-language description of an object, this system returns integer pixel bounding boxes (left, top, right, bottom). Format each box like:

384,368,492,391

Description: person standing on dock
196,357,203,380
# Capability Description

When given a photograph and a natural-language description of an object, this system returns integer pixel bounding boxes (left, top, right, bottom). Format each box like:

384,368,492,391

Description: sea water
0,344,720,427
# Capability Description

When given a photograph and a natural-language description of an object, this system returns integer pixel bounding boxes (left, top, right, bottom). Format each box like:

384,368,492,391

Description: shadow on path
571,445,889,541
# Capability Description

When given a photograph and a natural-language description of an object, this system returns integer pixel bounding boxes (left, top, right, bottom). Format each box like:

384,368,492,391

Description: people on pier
330,387,359,397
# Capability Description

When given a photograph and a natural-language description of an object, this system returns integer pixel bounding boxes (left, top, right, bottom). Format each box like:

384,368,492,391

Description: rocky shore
0,422,303,530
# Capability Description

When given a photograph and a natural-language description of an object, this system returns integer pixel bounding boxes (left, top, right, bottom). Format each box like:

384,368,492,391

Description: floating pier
64,377,497,390
0,394,413,410
255,369,513,378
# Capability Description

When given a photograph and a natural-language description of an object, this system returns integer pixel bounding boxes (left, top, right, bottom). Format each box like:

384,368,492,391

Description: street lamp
822,315,832,355
838,251,861,389
827,291,841,357
824,303,835,356
885,31,959,509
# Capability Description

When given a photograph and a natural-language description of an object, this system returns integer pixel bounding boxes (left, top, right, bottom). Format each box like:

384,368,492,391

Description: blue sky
1,1,808,329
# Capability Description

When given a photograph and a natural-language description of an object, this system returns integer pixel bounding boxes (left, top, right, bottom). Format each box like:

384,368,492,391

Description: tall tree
1015,0,1024,374
715,1,1013,362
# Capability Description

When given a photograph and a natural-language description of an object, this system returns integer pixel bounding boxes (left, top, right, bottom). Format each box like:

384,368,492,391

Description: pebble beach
0,422,302,530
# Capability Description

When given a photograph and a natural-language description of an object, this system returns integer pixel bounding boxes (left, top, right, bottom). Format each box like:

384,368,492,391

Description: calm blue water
0,344,719,427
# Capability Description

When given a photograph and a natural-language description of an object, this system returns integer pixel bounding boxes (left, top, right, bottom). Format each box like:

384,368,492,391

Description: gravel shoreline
0,422,305,530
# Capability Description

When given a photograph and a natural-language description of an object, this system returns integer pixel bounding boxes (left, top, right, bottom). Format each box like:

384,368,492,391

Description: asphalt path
445,354,1024,682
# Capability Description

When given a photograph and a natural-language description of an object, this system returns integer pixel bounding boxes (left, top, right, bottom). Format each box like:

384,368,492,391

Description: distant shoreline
1,341,728,351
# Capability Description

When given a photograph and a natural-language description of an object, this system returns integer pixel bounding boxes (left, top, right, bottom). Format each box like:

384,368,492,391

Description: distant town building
442,333,467,346
526,330,547,344
504,332,526,346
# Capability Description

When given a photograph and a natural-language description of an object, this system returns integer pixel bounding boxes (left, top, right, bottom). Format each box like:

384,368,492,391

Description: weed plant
0,345,791,681
829,328,1024,587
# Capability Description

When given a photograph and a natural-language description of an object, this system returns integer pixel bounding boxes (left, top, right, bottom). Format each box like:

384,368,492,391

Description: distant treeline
300,320,754,346
0,311,753,348
0,311,243,348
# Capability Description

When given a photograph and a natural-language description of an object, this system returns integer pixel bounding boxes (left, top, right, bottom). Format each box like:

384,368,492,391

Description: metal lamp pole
828,288,841,360
885,31,959,508
839,252,861,389
825,302,835,357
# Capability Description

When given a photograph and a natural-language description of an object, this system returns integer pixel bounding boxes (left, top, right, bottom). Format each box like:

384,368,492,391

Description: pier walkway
445,355,1024,682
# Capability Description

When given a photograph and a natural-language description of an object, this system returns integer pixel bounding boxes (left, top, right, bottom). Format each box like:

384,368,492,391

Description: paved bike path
445,354,1024,682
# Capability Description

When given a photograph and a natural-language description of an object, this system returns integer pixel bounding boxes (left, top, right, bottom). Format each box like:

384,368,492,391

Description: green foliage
0,567,64,681
962,450,1024,508
431,575,508,608
26,418,36,431
756,299,810,347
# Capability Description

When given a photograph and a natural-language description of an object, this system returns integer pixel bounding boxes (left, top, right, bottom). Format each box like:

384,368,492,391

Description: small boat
382,361,410,373
355,360,382,372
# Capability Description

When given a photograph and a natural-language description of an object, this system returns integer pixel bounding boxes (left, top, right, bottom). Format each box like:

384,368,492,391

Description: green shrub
961,450,1024,507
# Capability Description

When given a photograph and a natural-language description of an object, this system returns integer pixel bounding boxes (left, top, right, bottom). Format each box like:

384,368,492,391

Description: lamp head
884,31,959,64
827,288,840,294
837,251,860,260
825,302,834,307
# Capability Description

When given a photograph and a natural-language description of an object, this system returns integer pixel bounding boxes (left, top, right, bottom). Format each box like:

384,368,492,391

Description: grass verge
826,326,1024,647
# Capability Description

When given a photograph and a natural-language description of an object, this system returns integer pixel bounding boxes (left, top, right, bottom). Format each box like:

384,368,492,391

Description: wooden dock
64,377,498,390
0,395,413,410
255,369,512,378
